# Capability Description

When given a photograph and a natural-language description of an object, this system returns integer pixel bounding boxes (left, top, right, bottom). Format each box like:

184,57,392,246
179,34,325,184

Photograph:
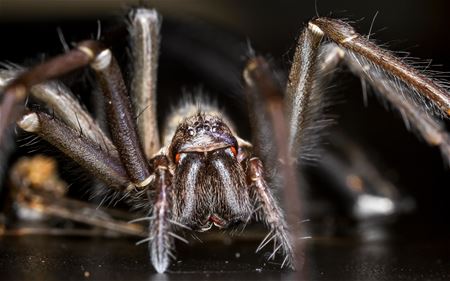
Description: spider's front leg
129,8,161,158
0,42,95,140
1,32,154,190
0,41,105,186
6,39,151,191
0,41,134,190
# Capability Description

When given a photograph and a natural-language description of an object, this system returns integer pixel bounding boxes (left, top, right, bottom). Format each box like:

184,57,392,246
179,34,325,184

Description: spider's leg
2,39,153,188
287,32,449,216
87,44,152,188
0,41,101,145
0,41,102,187
244,57,303,271
247,157,296,268
285,21,325,158
129,8,161,158
147,155,174,273
339,45,450,163
286,26,348,163
311,18,450,118
17,111,131,189
0,70,117,156
0,41,149,192
287,21,450,163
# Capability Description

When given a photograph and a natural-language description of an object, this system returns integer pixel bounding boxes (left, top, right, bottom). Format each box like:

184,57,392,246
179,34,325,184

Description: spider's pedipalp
148,155,174,274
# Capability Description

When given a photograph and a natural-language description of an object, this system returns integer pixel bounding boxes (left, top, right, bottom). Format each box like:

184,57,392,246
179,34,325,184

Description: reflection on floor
1,220,449,281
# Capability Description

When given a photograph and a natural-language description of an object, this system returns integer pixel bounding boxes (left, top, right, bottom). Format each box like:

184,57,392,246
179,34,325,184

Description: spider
0,7,449,274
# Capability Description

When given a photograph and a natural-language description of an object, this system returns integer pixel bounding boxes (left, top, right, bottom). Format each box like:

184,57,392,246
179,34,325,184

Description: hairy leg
285,21,324,158
129,8,161,158
244,57,304,271
0,70,117,155
311,17,450,118
340,45,450,163
0,41,102,189
88,45,152,188
247,157,295,268
286,19,450,164
1,38,154,191
146,155,174,273
17,111,131,189
0,41,101,144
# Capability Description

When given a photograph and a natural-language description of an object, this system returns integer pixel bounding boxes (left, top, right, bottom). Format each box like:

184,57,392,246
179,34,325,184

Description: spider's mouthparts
197,214,227,232
208,214,227,228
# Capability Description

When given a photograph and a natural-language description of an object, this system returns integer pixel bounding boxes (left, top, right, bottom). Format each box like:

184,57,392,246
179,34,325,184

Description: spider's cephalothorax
0,6,449,275
167,112,253,231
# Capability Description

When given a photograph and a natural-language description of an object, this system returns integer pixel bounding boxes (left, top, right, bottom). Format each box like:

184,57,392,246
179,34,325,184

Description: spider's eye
187,128,195,136
225,146,238,158
174,153,186,164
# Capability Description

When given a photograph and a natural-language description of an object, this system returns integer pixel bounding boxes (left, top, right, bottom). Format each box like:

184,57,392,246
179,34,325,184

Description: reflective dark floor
1,222,449,281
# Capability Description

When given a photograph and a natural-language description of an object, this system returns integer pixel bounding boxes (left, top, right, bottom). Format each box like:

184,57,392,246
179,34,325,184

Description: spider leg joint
307,22,324,36
91,49,112,71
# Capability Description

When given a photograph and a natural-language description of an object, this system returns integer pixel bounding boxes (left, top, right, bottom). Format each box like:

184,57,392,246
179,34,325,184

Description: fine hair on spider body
0,7,449,274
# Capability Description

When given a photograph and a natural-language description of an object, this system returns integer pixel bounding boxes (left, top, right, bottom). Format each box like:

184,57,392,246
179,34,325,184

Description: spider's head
168,113,252,230
168,113,238,162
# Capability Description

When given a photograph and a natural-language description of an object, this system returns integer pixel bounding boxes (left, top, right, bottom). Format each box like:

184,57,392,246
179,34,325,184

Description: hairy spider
0,7,449,274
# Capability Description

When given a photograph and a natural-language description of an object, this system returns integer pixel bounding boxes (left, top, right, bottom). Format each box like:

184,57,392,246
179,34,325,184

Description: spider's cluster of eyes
186,121,221,136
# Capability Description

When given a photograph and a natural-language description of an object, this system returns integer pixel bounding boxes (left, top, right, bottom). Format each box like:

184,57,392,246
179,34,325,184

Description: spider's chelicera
0,7,449,274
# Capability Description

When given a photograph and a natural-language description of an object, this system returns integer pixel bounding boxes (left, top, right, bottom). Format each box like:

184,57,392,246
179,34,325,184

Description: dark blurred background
0,1,449,280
